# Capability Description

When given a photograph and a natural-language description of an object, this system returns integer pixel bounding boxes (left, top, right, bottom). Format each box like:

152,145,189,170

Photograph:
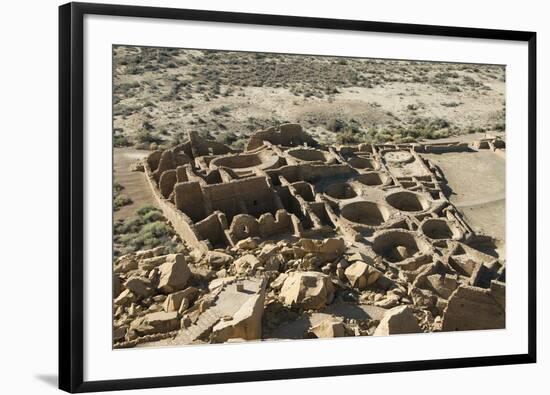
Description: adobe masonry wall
142,124,504,253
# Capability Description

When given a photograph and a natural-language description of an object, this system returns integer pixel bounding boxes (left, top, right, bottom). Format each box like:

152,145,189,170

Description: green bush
210,105,230,115
336,131,360,144
326,118,346,133
114,134,131,147
216,131,238,145
114,195,132,211
113,205,178,258
135,129,163,145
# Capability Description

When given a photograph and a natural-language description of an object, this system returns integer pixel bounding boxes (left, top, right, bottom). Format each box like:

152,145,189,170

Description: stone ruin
113,124,506,347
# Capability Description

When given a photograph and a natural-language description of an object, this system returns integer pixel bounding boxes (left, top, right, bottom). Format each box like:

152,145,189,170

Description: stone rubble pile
113,234,505,347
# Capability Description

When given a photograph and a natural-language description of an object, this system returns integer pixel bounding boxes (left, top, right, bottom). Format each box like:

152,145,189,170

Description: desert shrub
373,132,393,143
231,138,247,150
405,117,452,140
463,76,483,87
326,118,347,133
210,105,230,115
440,101,461,107
135,129,163,145
431,129,450,139
113,205,178,258
113,103,142,117
428,118,450,129
114,195,132,211
245,116,282,132
467,126,486,134
398,136,417,143
216,131,238,145
494,122,505,131
114,134,131,147
336,130,360,144
113,182,124,194
114,80,140,95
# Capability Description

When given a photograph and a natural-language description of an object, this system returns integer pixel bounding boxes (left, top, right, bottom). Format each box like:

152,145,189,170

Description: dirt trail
114,148,157,221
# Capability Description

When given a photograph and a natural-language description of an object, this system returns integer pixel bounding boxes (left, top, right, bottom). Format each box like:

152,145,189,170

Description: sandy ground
113,47,505,149
113,148,156,221
424,150,505,257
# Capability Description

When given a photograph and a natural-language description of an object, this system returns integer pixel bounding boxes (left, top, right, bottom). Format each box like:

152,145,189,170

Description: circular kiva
210,152,279,170
340,201,390,226
384,150,414,164
421,218,462,240
385,190,431,212
324,182,357,200
372,230,421,263
355,172,389,186
347,156,375,170
287,148,329,162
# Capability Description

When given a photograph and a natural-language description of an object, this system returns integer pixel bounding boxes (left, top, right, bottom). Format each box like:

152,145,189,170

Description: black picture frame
59,2,537,393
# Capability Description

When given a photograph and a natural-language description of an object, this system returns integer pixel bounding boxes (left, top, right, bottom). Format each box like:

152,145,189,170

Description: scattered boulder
163,287,199,312
270,273,288,290
124,276,154,298
235,237,258,251
130,311,180,336
113,326,127,342
257,244,280,262
345,261,369,289
234,254,261,274
114,254,138,274
294,238,345,263
374,294,401,309
410,287,438,311
374,305,422,336
157,254,191,293
113,274,121,298
442,285,505,331
205,251,233,270
280,271,335,310
344,261,381,289
114,289,135,307
309,317,345,338
211,285,266,342
139,255,169,271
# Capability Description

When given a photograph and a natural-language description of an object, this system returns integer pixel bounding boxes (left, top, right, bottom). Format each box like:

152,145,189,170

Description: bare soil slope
114,148,156,221
113,47,505,149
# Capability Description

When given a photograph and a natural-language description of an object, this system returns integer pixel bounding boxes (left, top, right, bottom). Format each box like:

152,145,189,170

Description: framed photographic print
59,2,537,393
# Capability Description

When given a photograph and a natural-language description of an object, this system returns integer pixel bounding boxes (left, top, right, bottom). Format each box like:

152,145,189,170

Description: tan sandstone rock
442,285,504,331
205,251,233,270
344,261,381,289
374,305,422,336
309,317,346,338
163,287,199,312
345,261,369,289
130,311,180,336
210,284,266,342
294,238,345,263
114,289,135,307
280,271,335,310
124,276,154,298
157,254,191,293
234,254,261,274
235,237,258,251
